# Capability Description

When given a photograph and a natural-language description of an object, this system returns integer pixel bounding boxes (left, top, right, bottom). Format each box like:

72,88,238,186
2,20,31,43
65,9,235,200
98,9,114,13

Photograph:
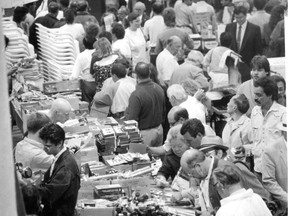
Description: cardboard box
80,146,99,163
94,184,122,200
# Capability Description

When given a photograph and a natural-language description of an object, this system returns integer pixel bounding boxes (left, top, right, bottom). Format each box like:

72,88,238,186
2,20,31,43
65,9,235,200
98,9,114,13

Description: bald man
180,149,271,215
149,106,189,156
156,36,182,85
48,98,72,124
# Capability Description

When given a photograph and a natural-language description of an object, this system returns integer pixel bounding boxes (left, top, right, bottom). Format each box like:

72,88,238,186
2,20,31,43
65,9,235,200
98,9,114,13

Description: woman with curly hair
90,37,119,95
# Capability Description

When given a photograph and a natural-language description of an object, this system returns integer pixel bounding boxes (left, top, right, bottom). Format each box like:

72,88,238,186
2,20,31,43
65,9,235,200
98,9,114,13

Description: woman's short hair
93,37,112,58
213,164,241,186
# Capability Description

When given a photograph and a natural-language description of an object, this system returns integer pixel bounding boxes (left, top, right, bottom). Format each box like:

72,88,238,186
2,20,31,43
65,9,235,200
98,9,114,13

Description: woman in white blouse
124,12,148,69
70,23,99,104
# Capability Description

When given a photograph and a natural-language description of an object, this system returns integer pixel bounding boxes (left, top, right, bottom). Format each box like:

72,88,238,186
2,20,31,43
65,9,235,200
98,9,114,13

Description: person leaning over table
155,124,190,187
38,123,80,216
199,136,271,202
148,106,189,156
15,112,53,173
171,135,271,205
213,164,272,216
180,148,271,216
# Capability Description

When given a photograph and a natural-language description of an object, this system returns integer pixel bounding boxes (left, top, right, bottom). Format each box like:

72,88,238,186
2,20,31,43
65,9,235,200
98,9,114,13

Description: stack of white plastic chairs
36,23,79,81
2,17,34,66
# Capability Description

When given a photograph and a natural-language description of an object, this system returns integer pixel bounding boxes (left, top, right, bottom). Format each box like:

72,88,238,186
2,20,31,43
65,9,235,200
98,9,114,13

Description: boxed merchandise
43,80,80,94
94,184,122,200
76,207,115,216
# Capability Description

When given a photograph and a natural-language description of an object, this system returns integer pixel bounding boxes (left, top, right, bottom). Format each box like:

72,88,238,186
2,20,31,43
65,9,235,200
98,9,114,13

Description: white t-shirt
59,23,85,40
112,39,132,59
70,49,94,81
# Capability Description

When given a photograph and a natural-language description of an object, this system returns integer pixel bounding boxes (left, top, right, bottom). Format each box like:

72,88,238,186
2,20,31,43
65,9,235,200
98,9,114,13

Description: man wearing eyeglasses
180,147,270,215
38,123,80,216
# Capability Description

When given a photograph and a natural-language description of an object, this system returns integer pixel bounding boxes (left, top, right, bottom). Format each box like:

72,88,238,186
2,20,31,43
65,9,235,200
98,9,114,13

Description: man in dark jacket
225,5,262,77
38,123,80,216
29,2,59,52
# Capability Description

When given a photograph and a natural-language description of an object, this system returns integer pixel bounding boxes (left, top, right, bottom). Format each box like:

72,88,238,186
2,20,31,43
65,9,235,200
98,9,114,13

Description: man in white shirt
251,76,286,182
190,0,218,36
93,63,136,118
143,2,165,65
111,23,132,60
156,36,181,85
15,112,53,173
167,84,206,124
247,0,270,40
174,0,198,33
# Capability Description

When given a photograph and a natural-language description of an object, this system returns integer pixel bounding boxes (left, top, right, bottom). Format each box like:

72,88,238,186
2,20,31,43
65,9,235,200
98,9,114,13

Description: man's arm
93,83,116,107
155,36,163,55
32,151,54,170
125,93,141,121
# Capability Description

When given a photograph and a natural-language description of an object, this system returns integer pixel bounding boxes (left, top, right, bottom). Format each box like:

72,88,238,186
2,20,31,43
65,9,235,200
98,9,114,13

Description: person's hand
171,191,183,202
155,175,169,188
194,89,205,101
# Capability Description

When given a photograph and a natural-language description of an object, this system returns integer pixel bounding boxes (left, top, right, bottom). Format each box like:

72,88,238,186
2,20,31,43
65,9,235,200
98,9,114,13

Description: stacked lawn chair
2,17,34,66
35,23,79,81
